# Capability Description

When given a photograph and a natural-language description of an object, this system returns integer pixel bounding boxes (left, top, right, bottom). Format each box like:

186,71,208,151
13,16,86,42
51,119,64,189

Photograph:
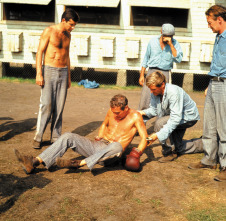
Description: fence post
0,62,2,78
116,69,127,87
183,73,194,92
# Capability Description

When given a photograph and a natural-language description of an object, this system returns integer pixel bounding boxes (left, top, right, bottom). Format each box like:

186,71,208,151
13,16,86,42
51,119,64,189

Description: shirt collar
217,29,226,39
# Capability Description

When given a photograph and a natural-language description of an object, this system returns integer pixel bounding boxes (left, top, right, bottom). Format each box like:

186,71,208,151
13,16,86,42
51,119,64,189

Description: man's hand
139,75,145,86
36,75,44,86
162,36,173,45
147,133,158,146
95,136,102,141
204,87,208,97
138,110,145,116
125,147,142,172
68,78,71,89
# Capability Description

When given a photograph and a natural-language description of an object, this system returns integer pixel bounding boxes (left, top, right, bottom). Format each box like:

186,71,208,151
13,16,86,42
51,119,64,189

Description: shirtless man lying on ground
15,94,148,174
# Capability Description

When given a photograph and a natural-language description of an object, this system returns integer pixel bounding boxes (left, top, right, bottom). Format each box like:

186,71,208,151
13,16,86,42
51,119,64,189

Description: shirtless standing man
15,94,148,174
33,8,79,149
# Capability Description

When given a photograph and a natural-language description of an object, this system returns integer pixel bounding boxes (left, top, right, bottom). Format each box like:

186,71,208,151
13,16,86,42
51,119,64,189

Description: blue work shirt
141,35,183,71
209,30,226,78
143,84,200,143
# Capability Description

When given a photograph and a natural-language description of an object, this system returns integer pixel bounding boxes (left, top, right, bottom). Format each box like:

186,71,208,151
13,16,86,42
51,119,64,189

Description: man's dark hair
61,8,80,22
205,5,226,21
110,94,128,110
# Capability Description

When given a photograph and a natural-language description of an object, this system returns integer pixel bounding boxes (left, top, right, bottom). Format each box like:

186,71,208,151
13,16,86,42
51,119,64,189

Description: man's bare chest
50,33,70,49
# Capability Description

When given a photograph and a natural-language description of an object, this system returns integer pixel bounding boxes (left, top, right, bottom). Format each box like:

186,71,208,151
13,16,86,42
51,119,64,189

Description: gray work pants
201,80,226,167
138,68,170,110
34,66,68,143
154,116,203,156
38,132,123,170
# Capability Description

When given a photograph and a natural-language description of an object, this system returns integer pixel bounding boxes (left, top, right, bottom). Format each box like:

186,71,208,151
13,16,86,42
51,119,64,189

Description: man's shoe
214,167,226,182
33,140,41,149
56,158,81,169
158,153,177,163
14,149,35,174
188,161,217,170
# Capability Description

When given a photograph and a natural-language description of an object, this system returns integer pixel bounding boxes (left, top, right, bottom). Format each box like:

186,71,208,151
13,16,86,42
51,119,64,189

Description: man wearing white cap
138,23,183,112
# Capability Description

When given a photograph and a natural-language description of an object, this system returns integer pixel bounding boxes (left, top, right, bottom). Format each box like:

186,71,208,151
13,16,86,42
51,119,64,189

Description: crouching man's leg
154,116,178,163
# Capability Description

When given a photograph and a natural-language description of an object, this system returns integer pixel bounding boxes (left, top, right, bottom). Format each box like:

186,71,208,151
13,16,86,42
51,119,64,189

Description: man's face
149,84,164,96
63,18,77,32
111,106,128,120
206,15,221,33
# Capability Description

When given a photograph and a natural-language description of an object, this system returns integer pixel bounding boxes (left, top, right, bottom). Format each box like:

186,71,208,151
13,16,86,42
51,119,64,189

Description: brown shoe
158,153,177,163
14,149,35,174
188,161,217,170
56,158,81,169
33,140,41,149
214,168,226,182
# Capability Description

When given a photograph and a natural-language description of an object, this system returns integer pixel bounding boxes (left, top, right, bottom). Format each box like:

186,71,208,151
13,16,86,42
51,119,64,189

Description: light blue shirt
143,84,200,143
209,30,226,78
141,35,183,71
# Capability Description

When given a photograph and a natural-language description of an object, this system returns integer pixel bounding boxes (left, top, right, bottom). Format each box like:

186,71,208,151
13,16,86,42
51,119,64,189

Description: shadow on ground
0,173,51,214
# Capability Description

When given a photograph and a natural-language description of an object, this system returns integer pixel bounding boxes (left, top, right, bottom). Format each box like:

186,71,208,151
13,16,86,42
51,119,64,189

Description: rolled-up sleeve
156,91,183,143
142,95,158,118
173,41,183,63
141,42,151,68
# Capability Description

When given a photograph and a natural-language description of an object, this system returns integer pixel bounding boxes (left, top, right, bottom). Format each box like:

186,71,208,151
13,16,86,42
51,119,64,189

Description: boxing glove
125,148,142,172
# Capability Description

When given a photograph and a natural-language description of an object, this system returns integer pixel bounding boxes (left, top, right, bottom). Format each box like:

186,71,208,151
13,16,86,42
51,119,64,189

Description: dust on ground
0,81,225,221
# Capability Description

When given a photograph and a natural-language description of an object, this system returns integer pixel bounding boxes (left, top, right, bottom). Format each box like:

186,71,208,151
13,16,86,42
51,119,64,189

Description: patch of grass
186,206,226,221
106,206,114,215
0,76,141,90
0,76,36,84
150,198,163,208
134,198,142,204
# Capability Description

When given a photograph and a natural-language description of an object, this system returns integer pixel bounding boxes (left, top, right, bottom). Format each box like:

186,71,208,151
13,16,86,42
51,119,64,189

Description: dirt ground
0,81,225,221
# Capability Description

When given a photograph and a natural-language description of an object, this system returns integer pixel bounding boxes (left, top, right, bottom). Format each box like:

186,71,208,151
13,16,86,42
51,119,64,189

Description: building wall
0,0,225,76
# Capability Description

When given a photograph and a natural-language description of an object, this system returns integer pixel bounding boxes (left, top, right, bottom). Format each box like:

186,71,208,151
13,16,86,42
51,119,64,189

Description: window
131,7,189,28
66,5,120,25
3,0,55,22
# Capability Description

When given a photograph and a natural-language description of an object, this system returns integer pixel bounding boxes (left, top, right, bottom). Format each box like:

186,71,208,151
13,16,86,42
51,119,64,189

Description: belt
149,67,169,71
211,77,226,82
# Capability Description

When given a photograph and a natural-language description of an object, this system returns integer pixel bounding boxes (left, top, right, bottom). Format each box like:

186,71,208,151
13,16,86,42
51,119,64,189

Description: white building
0,0,225,88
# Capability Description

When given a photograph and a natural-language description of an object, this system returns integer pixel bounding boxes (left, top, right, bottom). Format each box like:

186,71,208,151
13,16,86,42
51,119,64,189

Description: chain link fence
2,62,210,91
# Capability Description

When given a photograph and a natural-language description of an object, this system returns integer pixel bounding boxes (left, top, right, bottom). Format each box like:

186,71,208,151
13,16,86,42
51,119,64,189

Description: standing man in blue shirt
138,23,183,111
188,5,226,182
139,71,203,162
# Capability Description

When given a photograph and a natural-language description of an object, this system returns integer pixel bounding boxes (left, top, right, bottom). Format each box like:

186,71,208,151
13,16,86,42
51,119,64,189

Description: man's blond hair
146,71,166,87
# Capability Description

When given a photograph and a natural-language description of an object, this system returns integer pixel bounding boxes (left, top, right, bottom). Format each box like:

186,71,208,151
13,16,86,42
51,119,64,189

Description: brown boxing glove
125,148,142,172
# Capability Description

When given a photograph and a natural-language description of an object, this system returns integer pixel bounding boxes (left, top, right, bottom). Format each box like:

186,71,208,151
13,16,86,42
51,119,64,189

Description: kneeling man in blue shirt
139,71,203,162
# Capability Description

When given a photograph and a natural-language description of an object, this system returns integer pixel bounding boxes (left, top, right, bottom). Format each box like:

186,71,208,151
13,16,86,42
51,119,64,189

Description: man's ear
124,106,129,111
62,18,66,23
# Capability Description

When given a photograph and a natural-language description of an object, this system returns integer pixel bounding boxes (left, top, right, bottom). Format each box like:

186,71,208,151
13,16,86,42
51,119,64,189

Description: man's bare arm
96,109,110,140
139,67,147,86
36,28,51,86
67,56,71,89
67,36,71,89
135,113,148,152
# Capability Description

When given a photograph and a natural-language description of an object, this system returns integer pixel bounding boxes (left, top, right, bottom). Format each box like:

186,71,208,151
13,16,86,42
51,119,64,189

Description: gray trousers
154,116,203,156
138,68,170,110
34,66,68,143
38,132,123,170
201,80,226,167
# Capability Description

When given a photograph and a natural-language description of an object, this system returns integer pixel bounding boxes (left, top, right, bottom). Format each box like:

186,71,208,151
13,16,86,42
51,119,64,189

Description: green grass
0,76,141,90
186,206,226,221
